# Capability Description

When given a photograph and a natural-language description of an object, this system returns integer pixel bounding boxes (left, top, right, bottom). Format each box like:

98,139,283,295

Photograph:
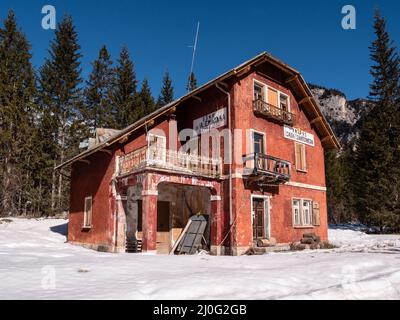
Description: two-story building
58,52,339,255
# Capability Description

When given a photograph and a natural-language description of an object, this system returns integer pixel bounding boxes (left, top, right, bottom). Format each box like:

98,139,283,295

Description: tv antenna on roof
187,21,200,91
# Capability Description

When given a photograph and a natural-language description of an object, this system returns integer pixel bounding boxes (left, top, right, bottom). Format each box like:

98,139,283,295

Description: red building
58,53,339,255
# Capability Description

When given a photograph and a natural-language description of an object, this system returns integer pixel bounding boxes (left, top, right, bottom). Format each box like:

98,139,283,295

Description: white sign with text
193,108,227,134
283,125,315,146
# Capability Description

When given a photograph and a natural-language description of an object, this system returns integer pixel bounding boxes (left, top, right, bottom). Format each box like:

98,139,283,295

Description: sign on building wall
283,125,315,146
193,108,227,134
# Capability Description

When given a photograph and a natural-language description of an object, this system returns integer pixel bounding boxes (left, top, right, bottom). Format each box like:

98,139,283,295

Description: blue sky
0,0,399,100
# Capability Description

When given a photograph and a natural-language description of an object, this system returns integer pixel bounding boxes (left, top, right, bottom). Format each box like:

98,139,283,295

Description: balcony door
253,132,265,171
252,197,270,240
253,132,264,154
148,133,166,161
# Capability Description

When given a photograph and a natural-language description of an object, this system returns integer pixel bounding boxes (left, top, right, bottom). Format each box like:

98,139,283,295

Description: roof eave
57,52,340,170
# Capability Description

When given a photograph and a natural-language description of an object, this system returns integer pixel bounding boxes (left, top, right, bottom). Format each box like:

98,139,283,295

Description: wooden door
252,199,265,240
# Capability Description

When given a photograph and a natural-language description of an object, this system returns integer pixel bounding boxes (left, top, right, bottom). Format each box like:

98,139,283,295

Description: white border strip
286,181,326,191
210,195,222,201
141,190,159,196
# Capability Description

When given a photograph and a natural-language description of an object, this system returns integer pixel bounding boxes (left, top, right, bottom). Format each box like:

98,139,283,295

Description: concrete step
261,243,291,253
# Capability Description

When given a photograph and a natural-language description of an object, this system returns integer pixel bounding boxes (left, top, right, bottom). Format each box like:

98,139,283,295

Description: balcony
243,153,291,186
118,146,221,178
253,99,295,125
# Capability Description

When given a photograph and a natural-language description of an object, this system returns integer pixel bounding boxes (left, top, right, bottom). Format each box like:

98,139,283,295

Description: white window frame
83,196,93,229
292,198,301,227
147,133,167,161
302,199,312,226
251,195,271,239
292,197,313,228
279,92,290,111
250,129,267,154
182,135,199,156
245,129,267,172
253,79,267,101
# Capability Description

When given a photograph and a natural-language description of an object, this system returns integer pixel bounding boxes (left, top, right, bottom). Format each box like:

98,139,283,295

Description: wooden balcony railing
118,146,221,178
244,153,291,184
253,99,295,125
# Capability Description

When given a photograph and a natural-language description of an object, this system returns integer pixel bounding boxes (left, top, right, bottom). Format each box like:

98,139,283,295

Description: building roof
56,52,340,169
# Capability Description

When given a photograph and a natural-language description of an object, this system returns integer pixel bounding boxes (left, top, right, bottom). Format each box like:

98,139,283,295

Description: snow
1,218,400,300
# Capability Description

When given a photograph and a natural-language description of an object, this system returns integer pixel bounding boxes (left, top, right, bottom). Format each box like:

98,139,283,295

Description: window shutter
295,143,301,170
267,87,278,107
312,202,320,226
84,197,92,227
295,143,306,171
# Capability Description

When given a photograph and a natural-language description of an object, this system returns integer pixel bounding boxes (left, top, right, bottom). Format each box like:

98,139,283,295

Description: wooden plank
285,74,298,84
310,116,322,124
298,96,312,105
169,220,192,255
321,135,333,143
172,215,208,255
99,149,112,155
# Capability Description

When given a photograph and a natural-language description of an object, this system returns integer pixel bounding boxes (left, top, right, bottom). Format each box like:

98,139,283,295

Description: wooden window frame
83,196,93,229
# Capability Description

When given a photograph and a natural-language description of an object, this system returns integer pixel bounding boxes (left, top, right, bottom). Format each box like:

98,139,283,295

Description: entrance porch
115,171,224,255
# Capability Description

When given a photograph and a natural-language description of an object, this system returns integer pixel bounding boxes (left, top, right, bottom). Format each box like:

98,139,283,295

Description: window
183,136,199,156
253,132,265,154
303,200,312,225
280,93,289,111
148,133,166,161
254,82,264,101
292,198,313,227
83,196,92,228
293,199,301,226
295,142,307,172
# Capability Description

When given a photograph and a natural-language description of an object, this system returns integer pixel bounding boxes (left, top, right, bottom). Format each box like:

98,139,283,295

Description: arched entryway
156,182,212,254
119,171,223,254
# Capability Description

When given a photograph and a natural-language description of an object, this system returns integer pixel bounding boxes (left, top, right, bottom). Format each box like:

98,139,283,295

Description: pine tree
325,146,356,223
186,72,197,92
157,71,174,107
38,15,83,214
113,46,142,128
85,45,115,130
353,10,400,229
139,78,155,116
0,11,36,215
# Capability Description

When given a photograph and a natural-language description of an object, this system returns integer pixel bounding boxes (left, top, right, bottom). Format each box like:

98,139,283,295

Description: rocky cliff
309,84,374,145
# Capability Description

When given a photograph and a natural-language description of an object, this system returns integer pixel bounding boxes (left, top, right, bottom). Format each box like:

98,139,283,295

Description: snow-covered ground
1,218,400,300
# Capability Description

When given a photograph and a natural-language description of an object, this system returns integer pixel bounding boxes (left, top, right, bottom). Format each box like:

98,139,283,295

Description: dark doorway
157,201,171,253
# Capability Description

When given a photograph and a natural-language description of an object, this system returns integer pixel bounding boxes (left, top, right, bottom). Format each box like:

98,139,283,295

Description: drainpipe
215,83,233,227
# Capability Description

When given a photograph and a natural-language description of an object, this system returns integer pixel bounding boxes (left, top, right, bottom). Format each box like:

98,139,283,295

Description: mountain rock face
308,84,374,145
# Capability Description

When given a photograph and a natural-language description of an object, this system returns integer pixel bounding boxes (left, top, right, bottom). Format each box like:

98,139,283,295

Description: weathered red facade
63,53,338,255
